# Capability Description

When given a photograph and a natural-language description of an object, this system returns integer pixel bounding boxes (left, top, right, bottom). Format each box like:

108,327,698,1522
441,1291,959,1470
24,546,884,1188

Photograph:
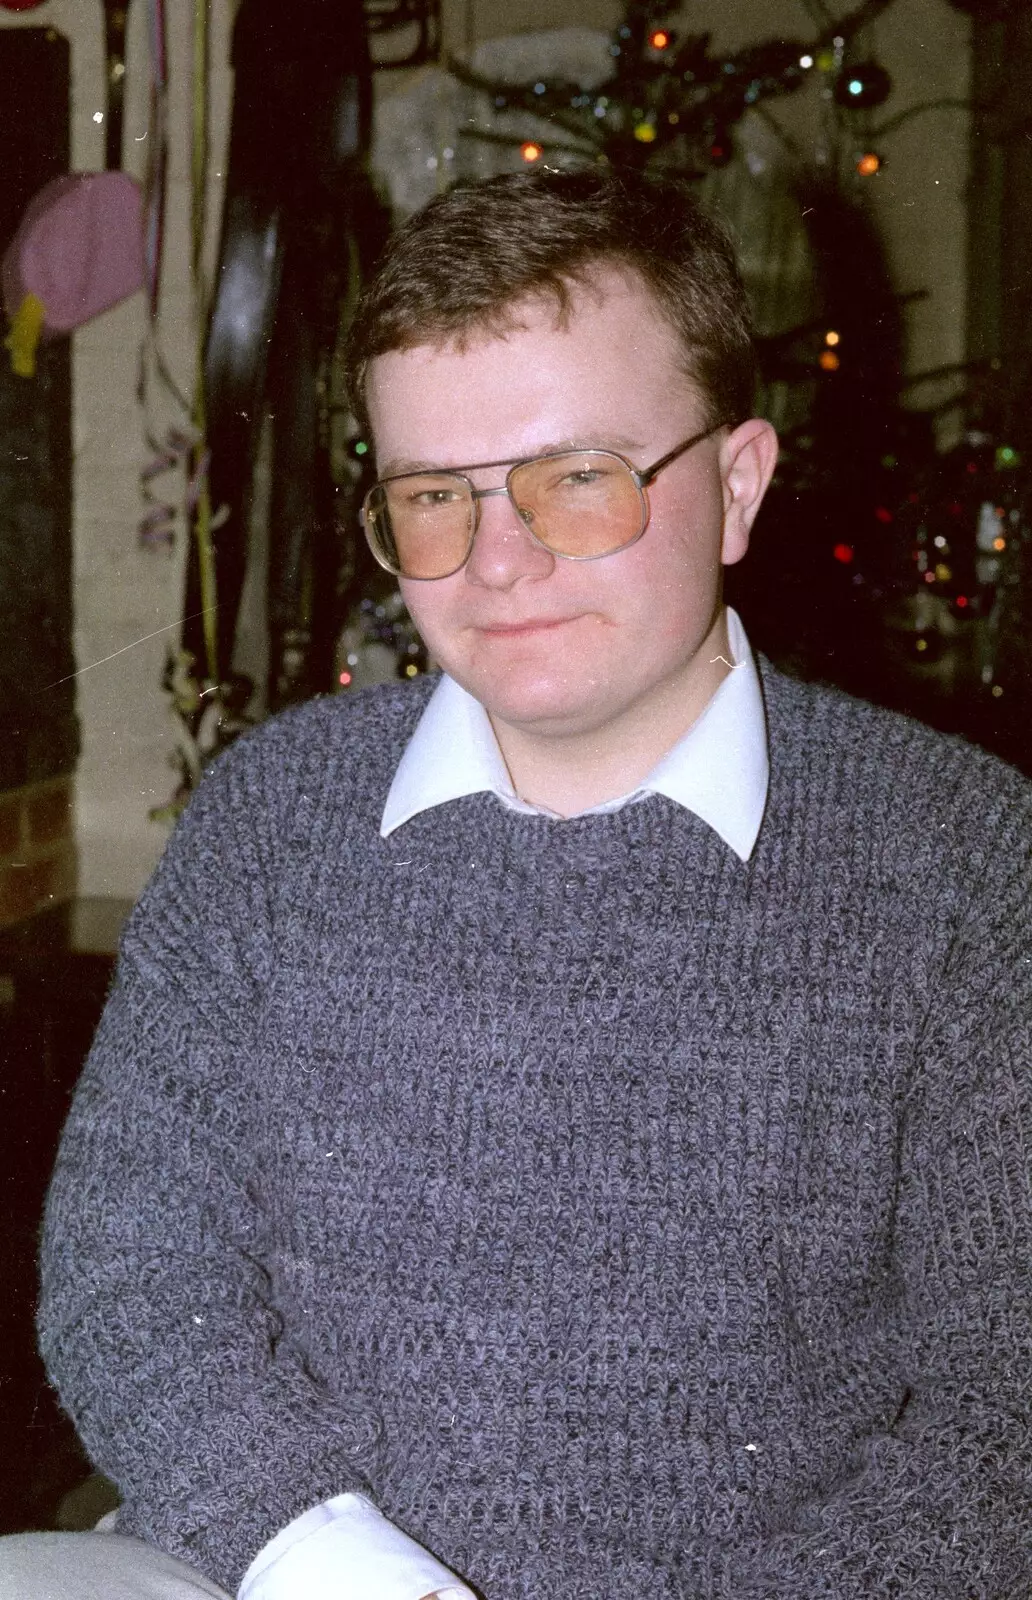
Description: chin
437,635,628,730
479,679,619,736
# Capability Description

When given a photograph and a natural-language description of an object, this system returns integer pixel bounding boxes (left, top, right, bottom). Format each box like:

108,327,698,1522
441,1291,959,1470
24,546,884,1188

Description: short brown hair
344,167,757,434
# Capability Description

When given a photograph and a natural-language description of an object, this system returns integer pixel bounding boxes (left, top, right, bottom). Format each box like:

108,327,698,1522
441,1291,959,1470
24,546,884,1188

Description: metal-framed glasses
360,420,727,581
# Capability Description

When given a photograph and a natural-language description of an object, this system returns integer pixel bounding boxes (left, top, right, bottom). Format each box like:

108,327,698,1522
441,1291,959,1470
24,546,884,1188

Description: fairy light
649,27,671,49
857,151,881,177
520,140,543,162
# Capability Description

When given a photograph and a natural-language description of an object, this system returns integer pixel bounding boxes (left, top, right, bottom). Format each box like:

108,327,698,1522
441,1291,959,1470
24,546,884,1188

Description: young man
3,169,1031,1600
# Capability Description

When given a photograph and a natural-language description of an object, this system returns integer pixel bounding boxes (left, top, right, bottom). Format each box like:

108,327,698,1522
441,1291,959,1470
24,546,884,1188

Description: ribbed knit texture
39,664,1032,1597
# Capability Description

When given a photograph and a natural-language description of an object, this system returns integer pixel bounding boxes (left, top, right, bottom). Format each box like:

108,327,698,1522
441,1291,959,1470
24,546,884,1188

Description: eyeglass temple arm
635,420,729,487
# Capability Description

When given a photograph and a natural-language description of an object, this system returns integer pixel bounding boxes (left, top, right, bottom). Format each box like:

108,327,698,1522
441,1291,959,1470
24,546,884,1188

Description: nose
462,484,556,590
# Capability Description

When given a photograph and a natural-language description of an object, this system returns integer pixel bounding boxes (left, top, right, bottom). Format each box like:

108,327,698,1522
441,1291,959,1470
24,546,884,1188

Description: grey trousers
0,1531,232,1600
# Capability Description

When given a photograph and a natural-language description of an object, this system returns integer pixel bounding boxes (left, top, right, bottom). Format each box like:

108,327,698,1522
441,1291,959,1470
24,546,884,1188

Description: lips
477,616,576,636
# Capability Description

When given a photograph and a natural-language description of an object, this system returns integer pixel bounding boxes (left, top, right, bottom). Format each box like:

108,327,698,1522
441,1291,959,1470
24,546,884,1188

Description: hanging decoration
142,0,226,816
151,0,383,815
1,0,145,379
102,0,131,171
832,59,892,110
1,172,146,378
136,0,198,554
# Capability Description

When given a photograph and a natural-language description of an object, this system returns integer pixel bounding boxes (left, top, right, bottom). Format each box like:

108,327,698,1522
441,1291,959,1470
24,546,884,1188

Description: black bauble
833,60,892,110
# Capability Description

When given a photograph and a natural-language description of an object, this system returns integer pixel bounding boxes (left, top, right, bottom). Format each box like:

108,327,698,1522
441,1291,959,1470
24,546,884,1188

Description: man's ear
719,418,779,567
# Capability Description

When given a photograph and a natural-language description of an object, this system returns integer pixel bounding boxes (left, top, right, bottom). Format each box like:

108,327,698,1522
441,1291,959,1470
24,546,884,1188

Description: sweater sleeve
720,850,1032,1599
727,820,1032,1598
36,732,396,1593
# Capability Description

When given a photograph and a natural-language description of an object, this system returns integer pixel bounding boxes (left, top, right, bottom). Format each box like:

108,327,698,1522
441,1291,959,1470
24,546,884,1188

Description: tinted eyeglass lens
368,474,474,579
365,452,647,578
509,452,644,558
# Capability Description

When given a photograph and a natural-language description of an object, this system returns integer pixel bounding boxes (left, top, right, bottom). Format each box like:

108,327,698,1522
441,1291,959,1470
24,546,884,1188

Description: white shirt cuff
237,1492,473,1600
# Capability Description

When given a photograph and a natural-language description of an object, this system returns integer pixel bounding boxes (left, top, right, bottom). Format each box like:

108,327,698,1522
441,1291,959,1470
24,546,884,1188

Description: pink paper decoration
2,170,146,336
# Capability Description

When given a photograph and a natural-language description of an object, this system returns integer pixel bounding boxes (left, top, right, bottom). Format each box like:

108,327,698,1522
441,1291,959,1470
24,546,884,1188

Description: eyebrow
377,435,650,478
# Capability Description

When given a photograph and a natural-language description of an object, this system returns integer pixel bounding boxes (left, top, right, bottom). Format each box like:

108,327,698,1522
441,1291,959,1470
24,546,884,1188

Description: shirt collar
380,607,768,861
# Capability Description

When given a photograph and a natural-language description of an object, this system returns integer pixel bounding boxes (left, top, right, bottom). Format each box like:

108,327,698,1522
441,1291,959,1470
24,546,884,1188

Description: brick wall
0,776,77,931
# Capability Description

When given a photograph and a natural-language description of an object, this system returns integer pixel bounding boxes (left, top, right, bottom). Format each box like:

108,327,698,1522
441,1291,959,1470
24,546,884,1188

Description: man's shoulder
759,657,1032,839
215,674,437,795
166,676,438,866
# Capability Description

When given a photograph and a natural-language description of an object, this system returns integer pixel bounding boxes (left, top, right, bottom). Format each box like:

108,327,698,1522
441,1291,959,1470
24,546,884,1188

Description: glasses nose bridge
467,476,534,539
469,482,512,508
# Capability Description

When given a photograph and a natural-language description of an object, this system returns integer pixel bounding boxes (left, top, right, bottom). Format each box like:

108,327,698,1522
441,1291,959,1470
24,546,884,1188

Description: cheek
653,470,725,552
621,524,718,609
615,537,723,652
398,582,450,642
398,583,476,676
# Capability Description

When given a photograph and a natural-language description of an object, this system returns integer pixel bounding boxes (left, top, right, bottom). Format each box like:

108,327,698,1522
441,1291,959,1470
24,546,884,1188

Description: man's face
365,268,773,748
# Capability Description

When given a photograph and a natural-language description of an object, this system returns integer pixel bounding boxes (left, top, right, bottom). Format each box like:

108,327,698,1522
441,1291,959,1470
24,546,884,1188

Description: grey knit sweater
39,664,1032,1597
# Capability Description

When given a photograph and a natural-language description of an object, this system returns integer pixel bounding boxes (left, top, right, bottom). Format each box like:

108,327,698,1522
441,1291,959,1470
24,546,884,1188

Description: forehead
365,268,703,470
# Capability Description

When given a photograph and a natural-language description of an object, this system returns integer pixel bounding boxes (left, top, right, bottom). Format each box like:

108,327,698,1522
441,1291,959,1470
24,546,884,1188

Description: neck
490,609,733,818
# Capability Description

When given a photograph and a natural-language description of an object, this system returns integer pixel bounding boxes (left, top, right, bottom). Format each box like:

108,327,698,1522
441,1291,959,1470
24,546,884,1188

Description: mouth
476,616,578,637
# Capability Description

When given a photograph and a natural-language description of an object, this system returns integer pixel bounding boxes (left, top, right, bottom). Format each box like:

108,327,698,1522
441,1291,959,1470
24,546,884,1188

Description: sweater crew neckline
379,607,768,862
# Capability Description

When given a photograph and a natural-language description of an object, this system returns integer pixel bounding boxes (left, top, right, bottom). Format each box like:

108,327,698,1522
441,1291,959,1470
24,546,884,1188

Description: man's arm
37,730,467,1599
714,829,1032,1597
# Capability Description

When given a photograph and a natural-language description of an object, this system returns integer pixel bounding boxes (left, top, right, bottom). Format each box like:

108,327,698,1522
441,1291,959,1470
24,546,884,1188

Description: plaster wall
1,0,969,902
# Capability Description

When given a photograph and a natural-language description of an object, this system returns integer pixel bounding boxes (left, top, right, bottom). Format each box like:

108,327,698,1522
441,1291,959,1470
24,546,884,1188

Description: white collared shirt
238,607,768,1600
380,607,768,861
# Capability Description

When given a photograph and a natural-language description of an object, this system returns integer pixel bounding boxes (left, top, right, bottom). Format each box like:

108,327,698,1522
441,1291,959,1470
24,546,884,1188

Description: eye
550,459,624,494
409,486,463,507
389,477,466,511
